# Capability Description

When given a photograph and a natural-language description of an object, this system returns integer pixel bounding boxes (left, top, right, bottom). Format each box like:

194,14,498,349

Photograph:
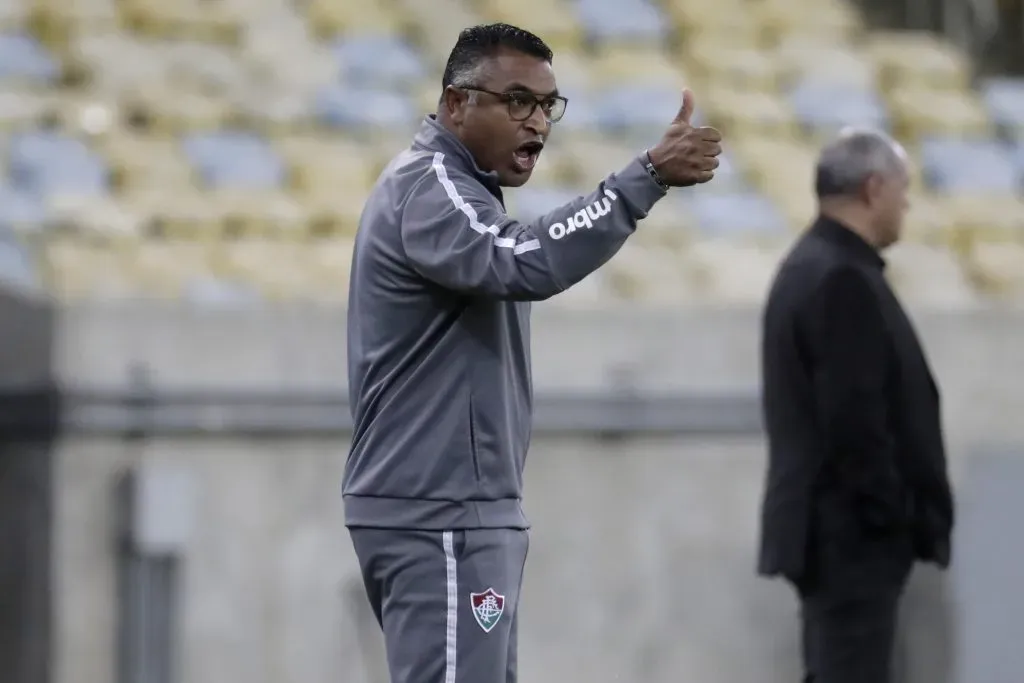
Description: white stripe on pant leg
443,531,458,683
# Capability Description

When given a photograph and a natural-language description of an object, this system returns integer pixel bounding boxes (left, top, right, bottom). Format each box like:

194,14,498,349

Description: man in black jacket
757,128,955,683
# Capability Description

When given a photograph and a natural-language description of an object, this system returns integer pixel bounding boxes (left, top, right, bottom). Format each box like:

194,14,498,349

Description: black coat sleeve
807,266,906,529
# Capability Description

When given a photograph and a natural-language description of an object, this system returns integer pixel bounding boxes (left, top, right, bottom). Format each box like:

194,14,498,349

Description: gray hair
814,127,907,199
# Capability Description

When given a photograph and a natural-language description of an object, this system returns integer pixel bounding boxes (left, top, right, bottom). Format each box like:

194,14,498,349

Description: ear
442,86,468,124
862,173,884,206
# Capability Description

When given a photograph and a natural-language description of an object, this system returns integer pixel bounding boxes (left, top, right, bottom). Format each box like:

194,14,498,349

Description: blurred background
2,0,1024,681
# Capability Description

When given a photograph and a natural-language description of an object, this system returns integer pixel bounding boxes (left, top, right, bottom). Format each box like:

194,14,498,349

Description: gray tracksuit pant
350,528,530,683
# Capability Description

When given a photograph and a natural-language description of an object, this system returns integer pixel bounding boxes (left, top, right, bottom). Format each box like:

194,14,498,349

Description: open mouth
512,140,544,172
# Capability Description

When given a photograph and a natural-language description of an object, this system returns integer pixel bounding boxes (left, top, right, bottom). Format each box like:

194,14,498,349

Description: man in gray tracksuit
343,22,723,683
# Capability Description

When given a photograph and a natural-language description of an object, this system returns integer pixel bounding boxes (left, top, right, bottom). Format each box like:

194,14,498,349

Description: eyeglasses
461,86,568,123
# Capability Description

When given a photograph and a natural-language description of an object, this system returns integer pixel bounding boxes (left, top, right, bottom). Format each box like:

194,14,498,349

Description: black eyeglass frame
459,86,569,123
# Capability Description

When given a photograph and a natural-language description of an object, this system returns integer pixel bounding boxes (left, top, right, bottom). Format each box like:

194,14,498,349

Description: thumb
674,88,695,125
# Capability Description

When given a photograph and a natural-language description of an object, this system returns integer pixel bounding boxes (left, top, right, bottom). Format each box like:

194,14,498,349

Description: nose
523,105,549,137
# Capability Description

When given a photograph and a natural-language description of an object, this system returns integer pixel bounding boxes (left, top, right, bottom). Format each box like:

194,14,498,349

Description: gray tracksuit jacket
343,115,666,530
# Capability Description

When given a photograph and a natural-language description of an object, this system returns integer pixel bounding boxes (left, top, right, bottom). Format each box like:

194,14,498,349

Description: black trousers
796,525,914,683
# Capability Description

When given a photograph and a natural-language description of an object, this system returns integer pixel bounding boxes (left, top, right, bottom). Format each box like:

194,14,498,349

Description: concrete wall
51,303,1024,683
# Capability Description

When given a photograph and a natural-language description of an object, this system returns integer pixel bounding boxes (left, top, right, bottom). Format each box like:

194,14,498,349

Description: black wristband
643,150,669,191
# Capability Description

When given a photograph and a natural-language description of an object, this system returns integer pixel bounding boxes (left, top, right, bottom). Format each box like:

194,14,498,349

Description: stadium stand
0,0,1022,305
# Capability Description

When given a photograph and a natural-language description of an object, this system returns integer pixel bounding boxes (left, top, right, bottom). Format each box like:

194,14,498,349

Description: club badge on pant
470,588,505,633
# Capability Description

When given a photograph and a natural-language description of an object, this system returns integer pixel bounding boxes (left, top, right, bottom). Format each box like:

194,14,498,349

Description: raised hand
646,89,723,187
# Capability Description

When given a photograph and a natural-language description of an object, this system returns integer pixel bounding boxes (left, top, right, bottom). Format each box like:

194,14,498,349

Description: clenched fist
647,89,722,187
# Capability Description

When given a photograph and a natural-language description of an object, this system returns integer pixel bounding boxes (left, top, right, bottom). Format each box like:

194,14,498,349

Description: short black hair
441,23,553,90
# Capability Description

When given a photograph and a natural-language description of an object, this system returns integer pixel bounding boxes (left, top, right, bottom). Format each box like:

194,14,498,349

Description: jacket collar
412,115,502,196
811,215,886,270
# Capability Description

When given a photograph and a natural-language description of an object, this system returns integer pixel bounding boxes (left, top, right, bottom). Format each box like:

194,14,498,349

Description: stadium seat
919,138,1022,194
505,187,582,224
902,192,958,247
683,239,792,304
702,86,799,139
888,88,992,140
663,0,761,45
756,0,863,46
687,191,790,241
594,83,691,144
965,241,1024,298
333,35,427,90
866,31,972,92
478,0,584,53
7,130,110,197
312,85,417,134
884,242,979,307
181,131,286,190
787,81,889,138
573,0,671,46
0,183,50,232
683,43,780,91
0,32,61,84
602,239,698,303
980,77,1024,139
774,44,879,91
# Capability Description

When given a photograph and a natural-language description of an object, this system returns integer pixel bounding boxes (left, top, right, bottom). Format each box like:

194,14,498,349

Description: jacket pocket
468,395,482,482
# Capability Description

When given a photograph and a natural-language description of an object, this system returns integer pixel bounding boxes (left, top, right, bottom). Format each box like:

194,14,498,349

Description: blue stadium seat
313,85,417,130
6,131,109,196
181,131,285,190
687,191,788,238
595,84,683,140
919,138,1022,193
506,187,582,223
333,36,427,89
0,226,39,289
979,77,1024,135
555,95,601,134
787,81,889,135
0,184,49,229
574,0,669,44
0,33,60,84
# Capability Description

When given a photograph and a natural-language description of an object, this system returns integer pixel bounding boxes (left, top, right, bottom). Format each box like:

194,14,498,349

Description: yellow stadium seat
398,0,483,68
683,43,780,91
0,0,28,29
0,88,54,131
99,133,197,193
663,0,762,46
44,234,140,300
590,46,688,87
866,31,972,92
558,136,646,188
732,136,820,226
124,188,221,240
120,84,234,134
774,44,878,90
939,194,1024,244
883,242,978,307
703,87,800,140
118,0,241,44
307,0,401,40
477,0,583,53
206,189,310,239
48,194,143,235
756,0,863,47
117,238,216,298
548,50,597,97
682,239,793,304
902,192,958,247
603,241,698,304
965,242,1024,299
523,144,577,187
888,87,992,139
